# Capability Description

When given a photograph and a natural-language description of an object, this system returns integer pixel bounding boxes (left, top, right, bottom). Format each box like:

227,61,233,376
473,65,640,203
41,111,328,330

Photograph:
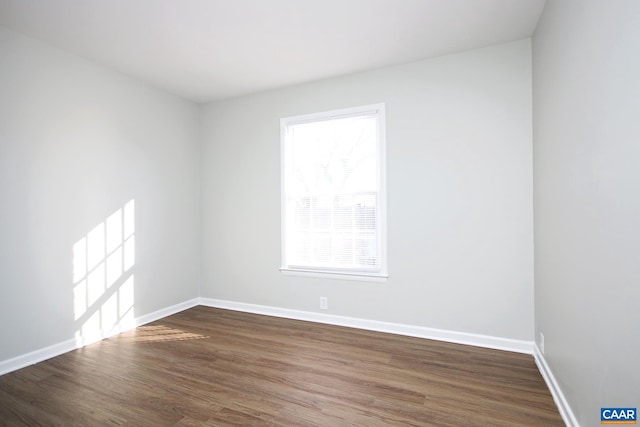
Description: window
281,103,387,281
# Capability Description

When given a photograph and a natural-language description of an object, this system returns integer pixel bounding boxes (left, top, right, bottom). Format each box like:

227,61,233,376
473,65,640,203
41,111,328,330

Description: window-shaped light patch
123,200,135,272
72,199,136,345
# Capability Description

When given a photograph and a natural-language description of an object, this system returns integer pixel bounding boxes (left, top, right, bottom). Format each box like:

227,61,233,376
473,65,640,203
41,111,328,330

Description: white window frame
280,103,387,282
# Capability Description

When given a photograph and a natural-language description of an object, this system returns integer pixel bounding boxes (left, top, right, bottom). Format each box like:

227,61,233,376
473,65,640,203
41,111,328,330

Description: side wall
201,40,534,341
533,1,640,425
0,27,201,362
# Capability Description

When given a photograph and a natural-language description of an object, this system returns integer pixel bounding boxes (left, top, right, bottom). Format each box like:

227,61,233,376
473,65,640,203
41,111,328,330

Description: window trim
280,103,387,282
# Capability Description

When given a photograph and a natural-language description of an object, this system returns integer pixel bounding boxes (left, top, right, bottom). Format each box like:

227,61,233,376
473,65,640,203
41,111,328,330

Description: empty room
0,0,638,426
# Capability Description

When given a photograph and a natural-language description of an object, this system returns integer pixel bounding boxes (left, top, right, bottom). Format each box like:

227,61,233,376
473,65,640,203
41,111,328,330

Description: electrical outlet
320,297,328,310
540,332,545,354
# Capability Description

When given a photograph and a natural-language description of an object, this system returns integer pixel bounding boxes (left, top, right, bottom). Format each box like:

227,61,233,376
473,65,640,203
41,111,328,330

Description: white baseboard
0,338,78,378
134,298,200,327
534,345,579,427
0,298,200,377
199,298,534,354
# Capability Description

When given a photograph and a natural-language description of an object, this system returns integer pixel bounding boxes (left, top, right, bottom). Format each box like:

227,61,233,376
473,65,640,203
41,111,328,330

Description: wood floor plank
0,306,564,426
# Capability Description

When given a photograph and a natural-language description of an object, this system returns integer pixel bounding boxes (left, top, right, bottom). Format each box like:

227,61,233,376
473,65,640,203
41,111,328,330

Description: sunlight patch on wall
73,199,135,346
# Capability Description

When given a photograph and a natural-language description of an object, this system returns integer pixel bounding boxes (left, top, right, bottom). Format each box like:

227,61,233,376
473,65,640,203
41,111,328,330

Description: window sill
280,268,388,283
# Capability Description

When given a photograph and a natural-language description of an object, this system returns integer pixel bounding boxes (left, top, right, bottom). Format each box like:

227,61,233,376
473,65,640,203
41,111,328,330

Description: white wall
0,26,201,361
201,40,534,340
533,1,640,425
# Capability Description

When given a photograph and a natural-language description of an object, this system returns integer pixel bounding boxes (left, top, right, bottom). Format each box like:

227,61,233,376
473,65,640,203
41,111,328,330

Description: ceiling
0,0,546,103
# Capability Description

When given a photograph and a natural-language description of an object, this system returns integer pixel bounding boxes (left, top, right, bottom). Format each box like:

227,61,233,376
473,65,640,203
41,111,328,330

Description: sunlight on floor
117,325,208,343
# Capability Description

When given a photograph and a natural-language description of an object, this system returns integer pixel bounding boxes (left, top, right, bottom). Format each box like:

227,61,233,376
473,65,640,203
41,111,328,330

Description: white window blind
281,104,387,280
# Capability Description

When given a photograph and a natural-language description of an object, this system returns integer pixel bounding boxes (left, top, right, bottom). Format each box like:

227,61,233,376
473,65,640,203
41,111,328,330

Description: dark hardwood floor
0,306,564,426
